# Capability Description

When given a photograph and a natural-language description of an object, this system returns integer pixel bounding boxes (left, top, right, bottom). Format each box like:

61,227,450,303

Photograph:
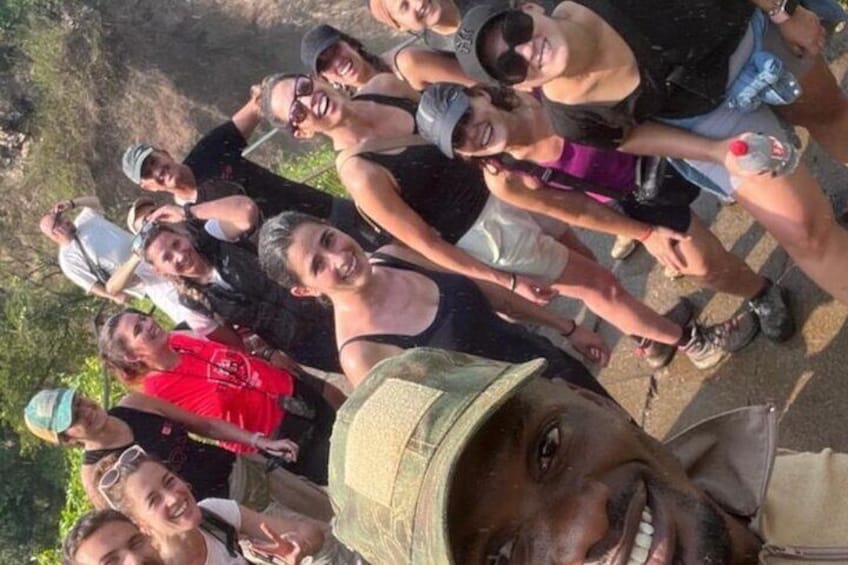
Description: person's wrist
69,199,75,209
637,225,655,242
182,203,195,221
250,432,265,449
561,319,577,338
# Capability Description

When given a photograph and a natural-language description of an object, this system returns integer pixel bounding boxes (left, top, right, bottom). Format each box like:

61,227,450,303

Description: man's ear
290,285,321,299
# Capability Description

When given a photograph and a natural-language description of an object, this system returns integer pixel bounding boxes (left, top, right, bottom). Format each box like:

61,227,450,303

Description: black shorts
618,165,700,234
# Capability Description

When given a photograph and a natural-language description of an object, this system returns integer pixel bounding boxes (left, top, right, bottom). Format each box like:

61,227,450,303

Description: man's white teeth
318,95,329,118
482,124,493,147
627,507,653,565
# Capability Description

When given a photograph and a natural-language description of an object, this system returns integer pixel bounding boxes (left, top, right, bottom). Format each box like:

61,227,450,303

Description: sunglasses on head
131,221,164,257
98,444,147,509
484,11,535,85
288,75,315,132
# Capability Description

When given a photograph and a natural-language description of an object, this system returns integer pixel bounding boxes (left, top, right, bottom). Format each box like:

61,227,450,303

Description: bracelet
509,273,517,292
249,432,265,449
637,225,655,242
562,320,577,337
183,202,195,221
69,199,75,209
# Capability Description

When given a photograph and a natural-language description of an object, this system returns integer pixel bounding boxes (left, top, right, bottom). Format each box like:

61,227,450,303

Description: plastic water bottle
728,133,799,177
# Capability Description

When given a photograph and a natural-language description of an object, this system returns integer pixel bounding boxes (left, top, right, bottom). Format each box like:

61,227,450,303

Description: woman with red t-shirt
97,308,342,486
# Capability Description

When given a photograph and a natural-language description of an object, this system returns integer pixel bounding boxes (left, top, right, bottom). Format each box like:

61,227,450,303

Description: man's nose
525,481,612,564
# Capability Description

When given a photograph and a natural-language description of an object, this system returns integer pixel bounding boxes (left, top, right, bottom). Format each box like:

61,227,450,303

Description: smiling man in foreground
327,348,848,564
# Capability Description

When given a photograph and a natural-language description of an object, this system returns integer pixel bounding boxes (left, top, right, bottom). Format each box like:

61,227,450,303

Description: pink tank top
537,140,636,204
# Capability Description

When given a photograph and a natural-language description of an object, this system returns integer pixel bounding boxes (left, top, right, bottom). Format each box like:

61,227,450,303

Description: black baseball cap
301,24,343,73
416,82,471,158
454,0,515,84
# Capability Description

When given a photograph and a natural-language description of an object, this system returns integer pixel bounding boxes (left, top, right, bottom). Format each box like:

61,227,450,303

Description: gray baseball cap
301,24,343,73
121,143,155,185
415,82,471,159
454,1,515,84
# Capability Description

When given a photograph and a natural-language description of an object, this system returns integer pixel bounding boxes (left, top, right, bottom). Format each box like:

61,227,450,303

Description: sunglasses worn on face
486,11,535,85
98,444,147,509
288,75,315,132
451,110,473,149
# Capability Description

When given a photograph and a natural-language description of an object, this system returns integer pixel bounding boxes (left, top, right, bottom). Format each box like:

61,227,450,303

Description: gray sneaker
637,298,695,369
679,323,727,370
704,309,760,353
748,281,794,342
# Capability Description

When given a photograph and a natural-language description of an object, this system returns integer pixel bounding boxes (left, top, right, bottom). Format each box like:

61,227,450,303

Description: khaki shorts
456,195,569,283
228,453,334,522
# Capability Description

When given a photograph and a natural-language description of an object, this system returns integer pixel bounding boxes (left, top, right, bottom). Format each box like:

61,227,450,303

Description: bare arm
342,159,551,302
231,84,264,141
340,341,405,388
619,121,726,163
146,195,260,240
88,282,130,304
119,393,297,457
393,47,476,91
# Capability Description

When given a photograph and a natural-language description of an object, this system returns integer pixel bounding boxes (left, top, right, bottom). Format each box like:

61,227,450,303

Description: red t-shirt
143,333,294,453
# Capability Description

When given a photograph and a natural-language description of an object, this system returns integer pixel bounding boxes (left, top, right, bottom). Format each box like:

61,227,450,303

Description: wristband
249,432,265,449
509,273,517,292
562,320,577,337
182,202,195,221
637,225,654,242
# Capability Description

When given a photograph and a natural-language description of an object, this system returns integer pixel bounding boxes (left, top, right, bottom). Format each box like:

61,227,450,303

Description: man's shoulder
183,121,246,174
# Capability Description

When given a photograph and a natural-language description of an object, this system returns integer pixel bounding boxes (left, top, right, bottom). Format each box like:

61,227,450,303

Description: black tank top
351,94,489,244
340,254,607,397
84,406,235,500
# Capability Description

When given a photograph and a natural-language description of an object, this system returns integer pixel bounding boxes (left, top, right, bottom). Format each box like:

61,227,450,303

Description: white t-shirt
58,207,145,297
135,262,218,334
197,498,248,565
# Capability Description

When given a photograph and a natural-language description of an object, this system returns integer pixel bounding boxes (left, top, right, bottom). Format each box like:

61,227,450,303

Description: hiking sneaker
637,298,695,369
679,323,727,370
748,281,794,342
611,235,638,260
703,309,760,353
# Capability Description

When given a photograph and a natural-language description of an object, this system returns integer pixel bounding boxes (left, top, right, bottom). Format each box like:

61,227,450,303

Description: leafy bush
276,144,346,198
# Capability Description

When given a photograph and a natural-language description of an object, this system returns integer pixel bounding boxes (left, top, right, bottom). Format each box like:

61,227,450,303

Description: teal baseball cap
24,388,77,444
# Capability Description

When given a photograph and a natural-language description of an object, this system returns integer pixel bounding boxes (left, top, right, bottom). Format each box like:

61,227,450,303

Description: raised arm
119,393,298,458
231,84,264,141
342,158,553,304
145,195,260,240
238,504,326,564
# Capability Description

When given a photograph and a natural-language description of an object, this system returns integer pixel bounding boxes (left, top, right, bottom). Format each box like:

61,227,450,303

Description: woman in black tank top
259,72,563,307
259,212,610,391
25,388,332,521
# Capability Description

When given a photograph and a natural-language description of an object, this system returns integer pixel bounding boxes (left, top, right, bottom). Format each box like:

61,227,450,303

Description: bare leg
775,57,848,163
674,214,766,298
552,252,683,344
555,225,596,261
735,163,848,303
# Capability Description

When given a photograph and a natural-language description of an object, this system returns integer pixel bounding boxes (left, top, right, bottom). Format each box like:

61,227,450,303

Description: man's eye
133,323,141,337
486,538,515,565
128,534,146,549
537,425,561,473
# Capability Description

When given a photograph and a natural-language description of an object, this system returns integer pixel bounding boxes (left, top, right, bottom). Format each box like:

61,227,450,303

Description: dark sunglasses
451,110,473,149
98,445,147,509
288,75,315,132
485,11,535,85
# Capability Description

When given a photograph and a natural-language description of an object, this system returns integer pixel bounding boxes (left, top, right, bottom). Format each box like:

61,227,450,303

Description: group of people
25,0,848,563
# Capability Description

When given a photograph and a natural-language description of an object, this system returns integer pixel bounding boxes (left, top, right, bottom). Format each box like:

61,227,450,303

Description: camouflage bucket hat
328,348,547,564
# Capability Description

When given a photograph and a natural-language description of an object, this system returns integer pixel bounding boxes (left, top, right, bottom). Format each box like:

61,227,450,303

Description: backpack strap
335,134,430,171
199,507,243,558
495,153,629,201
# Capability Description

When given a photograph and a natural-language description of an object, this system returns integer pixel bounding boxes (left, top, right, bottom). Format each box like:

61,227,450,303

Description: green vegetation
277,144,346,198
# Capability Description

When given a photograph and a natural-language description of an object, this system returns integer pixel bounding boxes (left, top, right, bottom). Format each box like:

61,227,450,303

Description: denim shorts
660,10,819,198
